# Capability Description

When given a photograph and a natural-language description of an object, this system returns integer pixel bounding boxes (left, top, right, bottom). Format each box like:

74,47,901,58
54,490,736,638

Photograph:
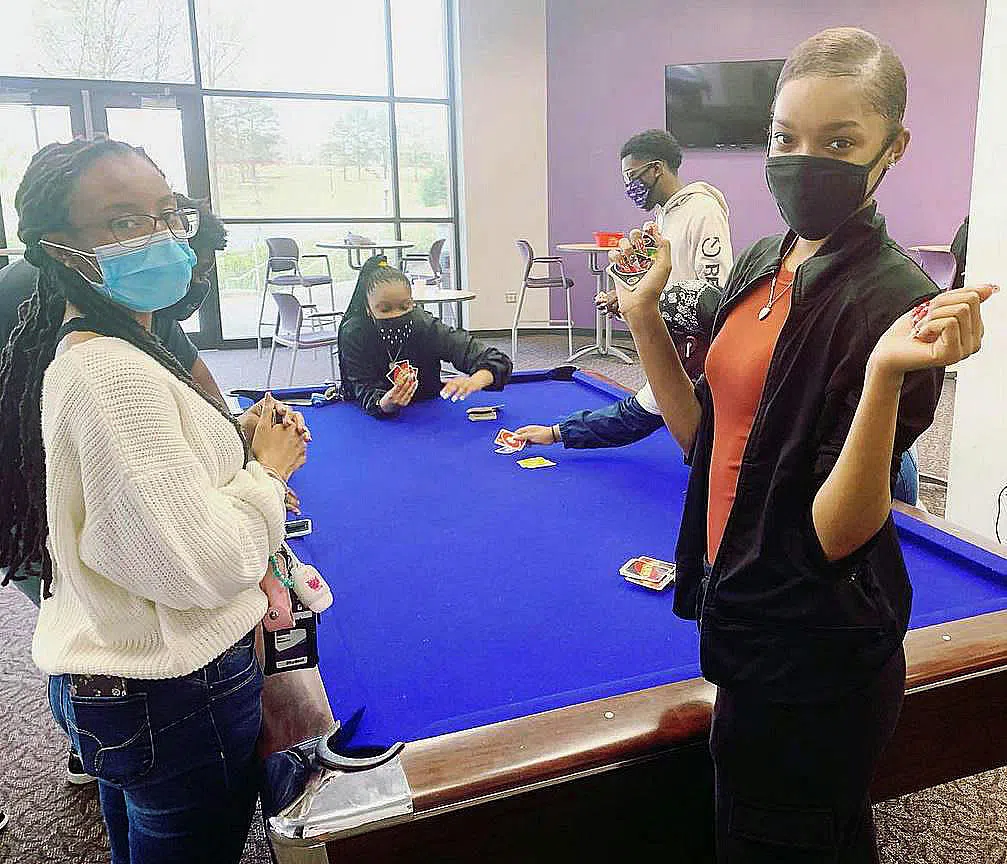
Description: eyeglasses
107,208,200,248
622,161,661,185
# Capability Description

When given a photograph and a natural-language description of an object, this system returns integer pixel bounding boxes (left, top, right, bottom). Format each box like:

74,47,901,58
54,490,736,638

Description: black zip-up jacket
675,204,943,702
339,309,512,417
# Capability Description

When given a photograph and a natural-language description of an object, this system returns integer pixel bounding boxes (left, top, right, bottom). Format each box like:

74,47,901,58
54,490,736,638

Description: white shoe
67,752,96,785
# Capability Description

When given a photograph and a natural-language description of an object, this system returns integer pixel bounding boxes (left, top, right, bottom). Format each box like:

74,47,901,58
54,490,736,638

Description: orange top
705,268,794,564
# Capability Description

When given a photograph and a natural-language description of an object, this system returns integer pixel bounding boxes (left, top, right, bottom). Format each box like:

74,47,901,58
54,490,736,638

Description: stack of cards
620,556,676,591
609,222,661,289
494,429,527,454
517,456,556,469
467,404,503,422
387,360,418,386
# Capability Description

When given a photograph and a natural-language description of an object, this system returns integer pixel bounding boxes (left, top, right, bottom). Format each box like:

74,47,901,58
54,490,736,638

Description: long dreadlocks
0,138,246,599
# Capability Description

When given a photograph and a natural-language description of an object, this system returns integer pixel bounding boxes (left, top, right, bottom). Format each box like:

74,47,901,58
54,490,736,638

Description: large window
0,0,458,347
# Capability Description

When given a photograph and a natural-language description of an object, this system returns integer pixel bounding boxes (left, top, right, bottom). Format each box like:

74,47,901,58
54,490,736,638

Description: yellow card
518,456,556,469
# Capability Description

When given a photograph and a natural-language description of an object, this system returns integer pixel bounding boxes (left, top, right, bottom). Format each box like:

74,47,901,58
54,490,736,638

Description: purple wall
546,0,985,326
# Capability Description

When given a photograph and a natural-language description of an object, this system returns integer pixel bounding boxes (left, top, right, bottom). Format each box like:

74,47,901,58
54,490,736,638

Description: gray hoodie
656,180,733,290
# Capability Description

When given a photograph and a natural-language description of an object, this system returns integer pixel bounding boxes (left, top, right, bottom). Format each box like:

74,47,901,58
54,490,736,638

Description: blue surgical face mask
46,230,197,312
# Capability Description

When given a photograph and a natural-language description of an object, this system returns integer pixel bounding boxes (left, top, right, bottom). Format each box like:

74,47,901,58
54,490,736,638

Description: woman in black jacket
611,28,995,863
338,256,511,417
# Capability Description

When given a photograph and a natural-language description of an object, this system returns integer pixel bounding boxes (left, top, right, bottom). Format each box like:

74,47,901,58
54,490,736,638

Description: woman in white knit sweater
0,138,308,863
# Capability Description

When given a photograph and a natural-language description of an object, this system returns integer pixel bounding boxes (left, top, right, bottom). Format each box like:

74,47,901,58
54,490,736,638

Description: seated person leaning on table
338,255,512,416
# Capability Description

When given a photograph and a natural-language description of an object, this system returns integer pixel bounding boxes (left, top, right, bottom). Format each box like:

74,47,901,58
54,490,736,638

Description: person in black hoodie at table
338,255,511,416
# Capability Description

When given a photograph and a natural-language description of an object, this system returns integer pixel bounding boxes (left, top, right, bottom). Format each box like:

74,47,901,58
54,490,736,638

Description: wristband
551,425,561,444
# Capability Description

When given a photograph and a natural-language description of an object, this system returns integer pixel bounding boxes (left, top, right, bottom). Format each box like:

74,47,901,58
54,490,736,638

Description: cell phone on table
285,518,313,538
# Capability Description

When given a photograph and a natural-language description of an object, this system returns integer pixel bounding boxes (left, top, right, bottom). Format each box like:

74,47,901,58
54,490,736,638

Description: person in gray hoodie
515,129,732,448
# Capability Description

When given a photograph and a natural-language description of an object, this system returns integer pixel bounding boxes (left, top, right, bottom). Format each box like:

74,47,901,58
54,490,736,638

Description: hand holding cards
608,223,672,302
494,428,527,454
379,361,420,414
387,360,418,386
620,555,675,591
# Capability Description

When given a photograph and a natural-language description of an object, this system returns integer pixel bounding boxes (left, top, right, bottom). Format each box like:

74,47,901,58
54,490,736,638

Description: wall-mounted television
665,60,785,150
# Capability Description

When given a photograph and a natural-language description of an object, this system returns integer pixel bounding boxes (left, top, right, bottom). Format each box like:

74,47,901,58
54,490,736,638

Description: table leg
567,252,608,362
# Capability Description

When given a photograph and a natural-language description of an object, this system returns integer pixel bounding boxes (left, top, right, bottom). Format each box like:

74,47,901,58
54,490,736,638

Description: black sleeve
950,217,969,291
428,319,512,390
796,290,943,571
338,322,393,418
154,318,198,373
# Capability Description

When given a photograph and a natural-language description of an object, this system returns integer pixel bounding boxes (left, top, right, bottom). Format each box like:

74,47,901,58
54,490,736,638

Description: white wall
946,0,1007,537
454,0,550,331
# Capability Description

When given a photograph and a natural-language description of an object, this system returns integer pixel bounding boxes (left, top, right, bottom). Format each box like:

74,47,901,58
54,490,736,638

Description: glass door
0,82,84,266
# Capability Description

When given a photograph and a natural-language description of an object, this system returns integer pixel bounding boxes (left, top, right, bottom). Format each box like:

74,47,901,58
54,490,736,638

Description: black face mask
765,138,895,241
373,309,415,351
160,279,211,322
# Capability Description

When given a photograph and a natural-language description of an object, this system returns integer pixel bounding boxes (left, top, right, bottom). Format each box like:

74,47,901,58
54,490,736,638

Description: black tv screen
665,60,784,149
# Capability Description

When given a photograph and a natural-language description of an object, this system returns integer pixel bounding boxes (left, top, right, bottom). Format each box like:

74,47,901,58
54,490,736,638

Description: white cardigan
34,337,285,679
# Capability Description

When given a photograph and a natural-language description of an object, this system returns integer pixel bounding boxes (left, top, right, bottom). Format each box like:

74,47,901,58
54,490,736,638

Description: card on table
619,556,676,585
517,456,556,469
468,404,503,422
624,572,675,592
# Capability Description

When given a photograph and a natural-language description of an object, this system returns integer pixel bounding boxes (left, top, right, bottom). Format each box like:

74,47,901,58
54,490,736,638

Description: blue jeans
49,631,263,864
558,394,665,449
893,445,919,506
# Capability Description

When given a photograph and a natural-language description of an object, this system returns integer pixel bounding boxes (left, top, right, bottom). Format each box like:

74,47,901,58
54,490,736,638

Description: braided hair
0,138,246,599
336,254,411,388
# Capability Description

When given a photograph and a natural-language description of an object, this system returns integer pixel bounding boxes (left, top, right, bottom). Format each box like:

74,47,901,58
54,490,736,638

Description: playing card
494,429,526,451
467,404,504,416
619,557,675,584
636,555,676,571
517,456,556,469
624,572,675,591
609,251,653,290
495,445,518,454
387,360,413,385
470,411,498,422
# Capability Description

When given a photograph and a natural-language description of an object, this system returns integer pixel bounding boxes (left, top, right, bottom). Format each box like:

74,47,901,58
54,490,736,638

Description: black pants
710,647,906,863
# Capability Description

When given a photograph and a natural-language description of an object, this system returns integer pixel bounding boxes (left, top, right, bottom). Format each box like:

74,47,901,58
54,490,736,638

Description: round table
411,287,476,327
556,243,634,364
318,240,415,271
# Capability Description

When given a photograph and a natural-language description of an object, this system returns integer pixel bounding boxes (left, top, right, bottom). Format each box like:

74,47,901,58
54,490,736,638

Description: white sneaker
67,752,96,785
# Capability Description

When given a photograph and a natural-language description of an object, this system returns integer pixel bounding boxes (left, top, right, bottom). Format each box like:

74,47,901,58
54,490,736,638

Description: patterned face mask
374,310,415,351
624,161,660,210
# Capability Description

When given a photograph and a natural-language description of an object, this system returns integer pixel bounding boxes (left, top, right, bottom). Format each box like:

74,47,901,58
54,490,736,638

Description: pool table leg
269,840,329,864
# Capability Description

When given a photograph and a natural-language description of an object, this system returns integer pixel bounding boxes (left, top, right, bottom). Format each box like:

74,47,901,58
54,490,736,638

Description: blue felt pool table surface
246,370,1007,748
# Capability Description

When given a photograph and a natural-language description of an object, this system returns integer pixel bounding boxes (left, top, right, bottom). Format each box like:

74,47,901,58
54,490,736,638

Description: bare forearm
191,357,225,407
623,309,701,452
812,364,903,562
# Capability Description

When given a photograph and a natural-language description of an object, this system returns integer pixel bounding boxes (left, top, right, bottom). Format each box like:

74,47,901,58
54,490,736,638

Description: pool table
238,368,1007,863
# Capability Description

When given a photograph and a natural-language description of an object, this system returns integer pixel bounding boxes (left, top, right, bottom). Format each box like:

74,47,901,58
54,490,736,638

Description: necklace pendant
758,305,772,321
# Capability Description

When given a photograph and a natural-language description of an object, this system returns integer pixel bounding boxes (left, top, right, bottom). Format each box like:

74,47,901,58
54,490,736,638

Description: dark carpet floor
0,334,1002,863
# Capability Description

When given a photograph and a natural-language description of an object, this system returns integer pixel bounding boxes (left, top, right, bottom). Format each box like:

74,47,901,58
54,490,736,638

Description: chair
402,238,447,286
910,248,957,291
511,240,574,361
257,238,336,355
266,293,342,388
